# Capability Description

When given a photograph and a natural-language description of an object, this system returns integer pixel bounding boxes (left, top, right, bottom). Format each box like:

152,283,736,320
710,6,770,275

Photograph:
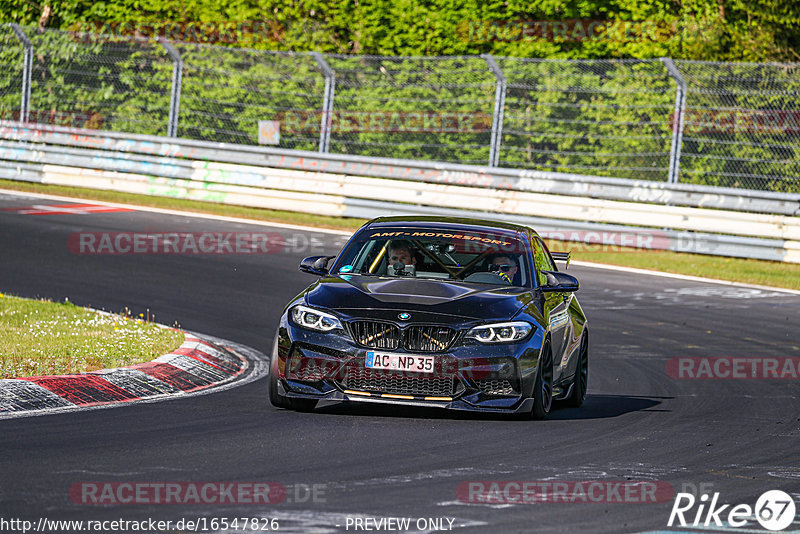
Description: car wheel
269,371,318,412
268,335,318,412
530,341,553,420
565,331,588,408
268,369,291,409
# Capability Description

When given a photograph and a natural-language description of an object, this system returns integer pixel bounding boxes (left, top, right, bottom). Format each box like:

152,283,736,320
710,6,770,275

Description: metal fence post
482,54,506,168
159,38,182,138
661,57,687,184
9,24,32,124
312,52,335,153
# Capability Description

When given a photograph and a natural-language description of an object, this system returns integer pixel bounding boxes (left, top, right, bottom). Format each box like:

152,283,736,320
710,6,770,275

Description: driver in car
487,253,518,284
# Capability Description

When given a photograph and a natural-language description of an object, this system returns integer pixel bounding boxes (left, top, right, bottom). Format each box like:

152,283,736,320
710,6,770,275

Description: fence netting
498,58,674,181
0,25,25,122
676,60,800,192
324,55,496,165
176,44,324,148
21,27,173,134
1,24,798,193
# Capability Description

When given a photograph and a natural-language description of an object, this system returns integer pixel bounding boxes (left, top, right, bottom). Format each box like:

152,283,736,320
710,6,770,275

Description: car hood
304,275,532,322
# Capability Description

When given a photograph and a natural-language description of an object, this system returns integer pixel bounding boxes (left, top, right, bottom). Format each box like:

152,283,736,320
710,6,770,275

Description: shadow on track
549,394,669,420
273,394,668,421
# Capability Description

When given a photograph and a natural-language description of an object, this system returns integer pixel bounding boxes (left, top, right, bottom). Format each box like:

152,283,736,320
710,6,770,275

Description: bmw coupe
269,216,588,418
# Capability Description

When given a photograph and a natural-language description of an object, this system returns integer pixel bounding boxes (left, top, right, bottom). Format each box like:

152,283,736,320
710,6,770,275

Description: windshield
332,227,532,287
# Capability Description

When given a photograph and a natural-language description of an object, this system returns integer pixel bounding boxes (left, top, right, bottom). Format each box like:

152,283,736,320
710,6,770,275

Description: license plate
365,351,434,373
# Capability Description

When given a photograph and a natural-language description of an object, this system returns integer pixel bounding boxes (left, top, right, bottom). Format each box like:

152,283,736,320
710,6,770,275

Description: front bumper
272,314,545,413
275,379,537,414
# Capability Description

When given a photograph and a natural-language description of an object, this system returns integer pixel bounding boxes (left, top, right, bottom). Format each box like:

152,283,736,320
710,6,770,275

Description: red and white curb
0,332,269,419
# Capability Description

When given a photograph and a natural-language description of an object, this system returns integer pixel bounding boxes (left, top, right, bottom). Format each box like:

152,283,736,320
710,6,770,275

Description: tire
565,331,588,408
268,370,291,409
269,371,319,412
530,341,553,420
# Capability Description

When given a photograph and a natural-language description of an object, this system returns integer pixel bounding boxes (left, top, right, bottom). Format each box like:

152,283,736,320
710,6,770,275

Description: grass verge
1,179,798,291
0,292,185,379
549,245,800,291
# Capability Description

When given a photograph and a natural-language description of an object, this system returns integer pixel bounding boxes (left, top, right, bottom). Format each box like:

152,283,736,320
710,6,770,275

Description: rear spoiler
551,251,571,268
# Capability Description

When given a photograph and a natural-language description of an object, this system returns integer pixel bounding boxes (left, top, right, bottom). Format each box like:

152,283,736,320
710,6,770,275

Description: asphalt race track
1,190,799,534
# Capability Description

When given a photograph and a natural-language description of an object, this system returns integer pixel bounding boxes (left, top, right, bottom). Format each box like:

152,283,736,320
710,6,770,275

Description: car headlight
466,321,533,344
291,305,343,332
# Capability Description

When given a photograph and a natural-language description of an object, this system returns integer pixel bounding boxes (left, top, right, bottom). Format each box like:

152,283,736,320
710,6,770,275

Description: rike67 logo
669,490,796,531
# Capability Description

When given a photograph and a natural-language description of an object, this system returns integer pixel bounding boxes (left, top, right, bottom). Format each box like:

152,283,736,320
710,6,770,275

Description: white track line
0,188,353,235
2,187,799,296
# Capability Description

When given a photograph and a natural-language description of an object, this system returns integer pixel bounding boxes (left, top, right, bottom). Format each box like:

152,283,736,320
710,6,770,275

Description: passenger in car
387,240,417,267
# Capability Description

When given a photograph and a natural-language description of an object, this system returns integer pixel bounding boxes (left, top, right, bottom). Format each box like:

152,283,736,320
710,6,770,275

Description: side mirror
299,255,335,276
540,270,579,292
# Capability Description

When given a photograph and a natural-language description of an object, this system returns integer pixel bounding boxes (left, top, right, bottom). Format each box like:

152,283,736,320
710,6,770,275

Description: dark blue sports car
269,216,588,418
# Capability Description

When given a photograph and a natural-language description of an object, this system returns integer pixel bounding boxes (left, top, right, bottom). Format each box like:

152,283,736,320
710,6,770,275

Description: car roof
362,215,539,238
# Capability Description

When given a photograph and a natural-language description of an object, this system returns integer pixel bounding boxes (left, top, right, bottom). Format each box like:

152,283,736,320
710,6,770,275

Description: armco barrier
1,121,799,263
2,121,798,214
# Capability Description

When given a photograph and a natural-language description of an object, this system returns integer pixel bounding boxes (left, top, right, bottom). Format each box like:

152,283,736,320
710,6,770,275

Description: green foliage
176,44,324,147
324,55,495,163
2,0,799,61
0,26,24,119
1,1,798,191
498,58,674,180
677,60,800,191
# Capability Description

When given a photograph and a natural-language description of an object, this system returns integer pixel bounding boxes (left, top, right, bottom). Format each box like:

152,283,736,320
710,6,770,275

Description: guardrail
1,121,799,263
